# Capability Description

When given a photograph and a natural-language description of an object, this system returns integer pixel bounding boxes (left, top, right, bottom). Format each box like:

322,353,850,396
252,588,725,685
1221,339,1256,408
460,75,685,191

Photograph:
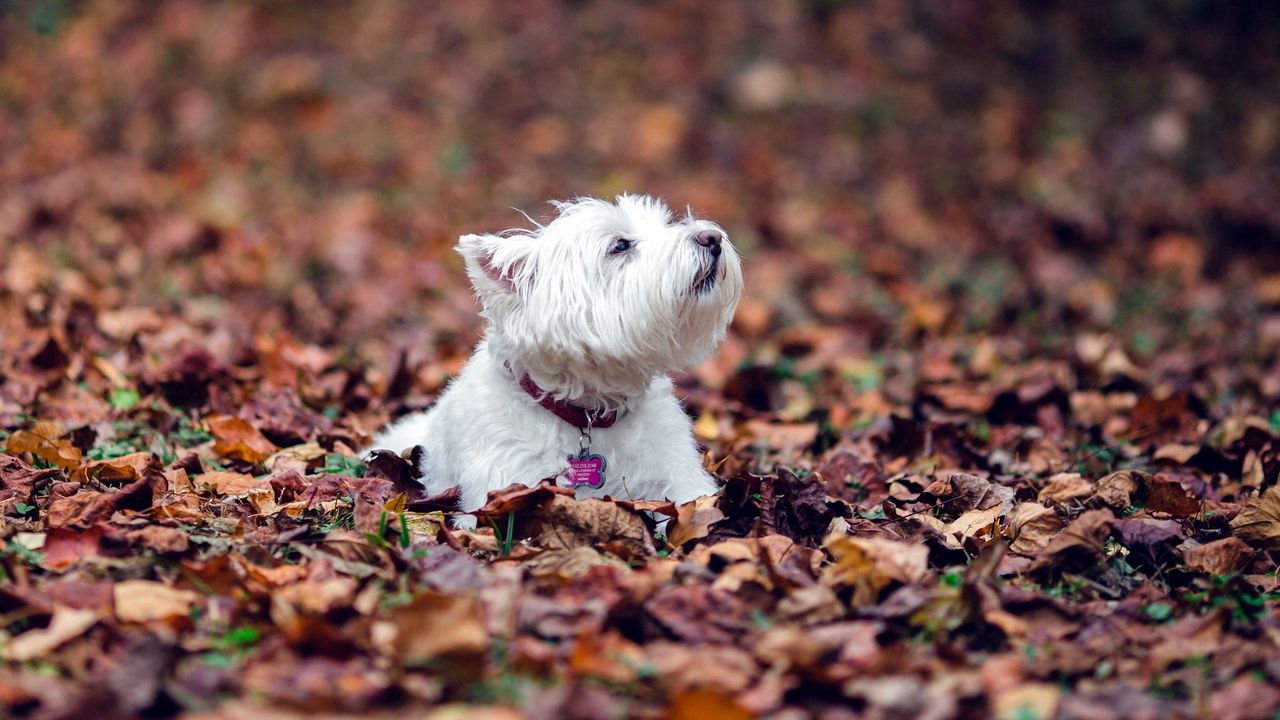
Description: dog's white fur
368,195,742,523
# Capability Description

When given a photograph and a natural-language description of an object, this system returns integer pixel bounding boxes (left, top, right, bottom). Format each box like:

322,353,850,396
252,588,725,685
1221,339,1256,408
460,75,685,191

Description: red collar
517,374,618,429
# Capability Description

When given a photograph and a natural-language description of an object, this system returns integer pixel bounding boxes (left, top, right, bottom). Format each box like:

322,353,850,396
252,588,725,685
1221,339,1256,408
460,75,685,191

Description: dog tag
564,450,606,488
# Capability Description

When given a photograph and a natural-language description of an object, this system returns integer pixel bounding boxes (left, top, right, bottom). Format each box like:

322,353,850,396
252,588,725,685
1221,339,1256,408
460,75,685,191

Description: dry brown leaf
72,452,153,485
6,427,82,470
1182,536,1256,576
1037,473,1093,505
266,442,328,474
1146,476,1201,517
645,641,757,695
1008,502,1066,555
2,606,98,661
1028,509,1114,574
41,526,108,569
385,591,489,665
993,683,1061,720
195,471,270,498
272,577,357,615
667,494,724,547
1091,470,1145,510
740,419,819,451
1153,443,1200,463
1242,450,1265,489
822,535,928,606
537,495,654,557
208,415,277,463
523,546,631,579
943,504,1003,547
664,689,753,720
113,580,202,623
1230,485,1280,552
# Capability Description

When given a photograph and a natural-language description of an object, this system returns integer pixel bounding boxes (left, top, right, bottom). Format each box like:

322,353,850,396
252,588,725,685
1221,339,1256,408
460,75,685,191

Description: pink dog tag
564,451,606,488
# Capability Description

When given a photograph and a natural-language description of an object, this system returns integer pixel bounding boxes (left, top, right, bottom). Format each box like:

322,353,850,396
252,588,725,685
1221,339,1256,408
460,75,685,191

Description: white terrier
368,195,743,524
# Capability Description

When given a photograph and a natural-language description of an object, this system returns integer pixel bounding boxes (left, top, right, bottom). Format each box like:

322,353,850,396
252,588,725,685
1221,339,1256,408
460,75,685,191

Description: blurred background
2,0,1279,429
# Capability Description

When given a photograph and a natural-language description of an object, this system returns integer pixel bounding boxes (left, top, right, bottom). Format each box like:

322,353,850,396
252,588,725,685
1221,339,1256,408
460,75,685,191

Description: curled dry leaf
1037,473,1093,505
1091,470,1145,510
1112,518,1184,561
266,442,329,475
0,454,61,512
1146,475,1201,517
537,495,655,557
5,426,82,470
645,584,751,645
822,535,928,606
667,494,725,547
45,475,152,529
1008,502,1066,555
925,470,1006,515
72,452,153,485
207,415,277,463
1028,509,1114,575
1229,485,1280,552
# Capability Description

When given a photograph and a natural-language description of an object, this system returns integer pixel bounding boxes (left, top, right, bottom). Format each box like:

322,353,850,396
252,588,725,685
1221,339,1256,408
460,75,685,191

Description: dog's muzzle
692,256,719,295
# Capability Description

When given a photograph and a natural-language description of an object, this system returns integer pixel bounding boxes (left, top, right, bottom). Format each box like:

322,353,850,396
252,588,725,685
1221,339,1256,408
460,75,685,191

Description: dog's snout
694,230,723,256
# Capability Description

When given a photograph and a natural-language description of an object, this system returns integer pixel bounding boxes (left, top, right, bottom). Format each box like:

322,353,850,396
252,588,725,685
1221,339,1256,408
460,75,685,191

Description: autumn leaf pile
2,2,1280,719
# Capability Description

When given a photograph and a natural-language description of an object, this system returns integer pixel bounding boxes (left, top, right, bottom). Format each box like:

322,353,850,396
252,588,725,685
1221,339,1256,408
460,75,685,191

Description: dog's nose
694,230,723,257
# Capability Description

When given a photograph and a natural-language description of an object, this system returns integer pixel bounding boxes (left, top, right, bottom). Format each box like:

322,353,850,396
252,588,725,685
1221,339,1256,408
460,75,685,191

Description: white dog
368,195,743,523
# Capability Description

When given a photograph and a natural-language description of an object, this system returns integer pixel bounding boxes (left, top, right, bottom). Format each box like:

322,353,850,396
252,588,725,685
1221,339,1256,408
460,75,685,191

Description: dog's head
457,195,743,404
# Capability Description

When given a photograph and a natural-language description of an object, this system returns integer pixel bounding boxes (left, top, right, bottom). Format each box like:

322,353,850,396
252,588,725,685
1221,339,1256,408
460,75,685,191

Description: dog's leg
366,412,434,457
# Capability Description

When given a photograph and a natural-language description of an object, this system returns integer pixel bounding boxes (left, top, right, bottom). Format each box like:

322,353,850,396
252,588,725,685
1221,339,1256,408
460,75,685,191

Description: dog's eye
608,237,632,255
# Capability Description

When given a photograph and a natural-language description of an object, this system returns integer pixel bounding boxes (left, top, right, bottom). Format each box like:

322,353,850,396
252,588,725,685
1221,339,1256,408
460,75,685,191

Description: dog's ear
457,233,533,295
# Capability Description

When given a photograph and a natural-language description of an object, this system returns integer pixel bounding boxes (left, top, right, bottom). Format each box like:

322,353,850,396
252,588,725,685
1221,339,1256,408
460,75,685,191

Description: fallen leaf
1182,536,1256,576
113,580,202,623
537,495,655,557
664,689,753,720
1028,509,1114,575
72,452,153,485
385,591,489,666
740,420,818,452
823,535,928,606
46,475,152,529
645,584,751,644
1037,473,1093,505
1112,518,1184,562
1091,470,1145,510
5,427,81,470
1145,475,1201,517
1230,485,1280,552
0,454,61,513
1,606,98,661
208,415,277,463
1008,503,1066,555
41,524,117,569
667,494,725,547
1207,674,1280,720
126,525,191,554
195,471,269,498
993,682,1061,720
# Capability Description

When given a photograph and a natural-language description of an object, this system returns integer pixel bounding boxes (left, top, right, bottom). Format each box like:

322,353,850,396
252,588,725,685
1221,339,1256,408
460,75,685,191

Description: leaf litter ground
2,2,1280,719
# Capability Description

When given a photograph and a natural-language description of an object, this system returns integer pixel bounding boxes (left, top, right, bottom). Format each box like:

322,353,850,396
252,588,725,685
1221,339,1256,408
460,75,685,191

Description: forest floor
2,2,1280,719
